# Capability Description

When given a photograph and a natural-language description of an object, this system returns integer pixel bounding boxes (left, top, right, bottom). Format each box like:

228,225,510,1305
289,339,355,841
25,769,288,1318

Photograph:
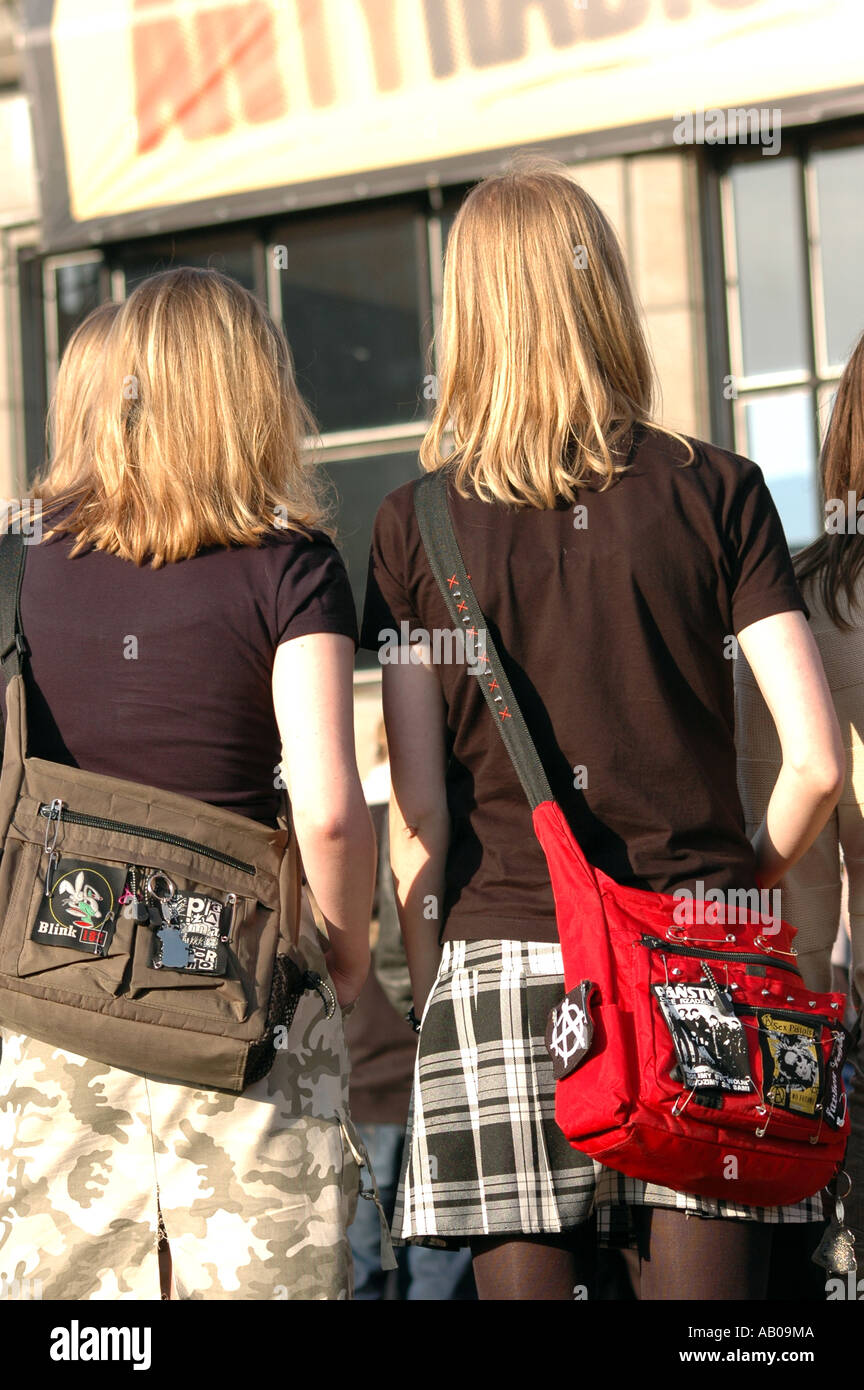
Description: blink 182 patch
758,1012,823,1117
653,981,754,1093
31,860,126,956
150,893,229,976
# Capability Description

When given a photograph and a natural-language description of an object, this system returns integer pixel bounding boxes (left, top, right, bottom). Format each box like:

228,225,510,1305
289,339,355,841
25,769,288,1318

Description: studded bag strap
413,471,553,811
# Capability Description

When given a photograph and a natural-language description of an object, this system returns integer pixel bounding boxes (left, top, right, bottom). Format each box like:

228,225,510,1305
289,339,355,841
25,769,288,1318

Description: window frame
703,119,864,545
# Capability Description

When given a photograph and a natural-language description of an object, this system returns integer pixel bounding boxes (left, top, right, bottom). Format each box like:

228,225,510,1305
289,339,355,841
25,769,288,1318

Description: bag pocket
637,932,846,1140
734,1002,848,1139
1,798,279,1026
0,835,134,997
126,868,259,1024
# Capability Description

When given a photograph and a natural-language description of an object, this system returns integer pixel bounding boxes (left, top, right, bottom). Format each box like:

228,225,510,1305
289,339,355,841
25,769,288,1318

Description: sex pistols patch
653,981,755,1093
758,1012,823,1117
31,859,126,956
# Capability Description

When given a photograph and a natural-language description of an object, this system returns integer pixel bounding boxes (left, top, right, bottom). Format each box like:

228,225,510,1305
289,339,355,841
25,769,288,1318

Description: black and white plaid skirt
392,939,822,1248
392,938,598,1247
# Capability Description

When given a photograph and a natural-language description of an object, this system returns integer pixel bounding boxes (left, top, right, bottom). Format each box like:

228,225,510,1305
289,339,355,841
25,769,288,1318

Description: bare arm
737,610,844,889
383,648,450,1014
273,634,375,1005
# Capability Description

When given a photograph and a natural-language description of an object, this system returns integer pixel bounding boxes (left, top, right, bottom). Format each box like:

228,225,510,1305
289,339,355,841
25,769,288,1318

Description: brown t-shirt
5,521,358,825
360,427,807,944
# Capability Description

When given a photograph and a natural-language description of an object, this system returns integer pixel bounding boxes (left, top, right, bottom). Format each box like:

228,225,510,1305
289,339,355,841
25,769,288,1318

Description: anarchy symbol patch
545,980,597,1080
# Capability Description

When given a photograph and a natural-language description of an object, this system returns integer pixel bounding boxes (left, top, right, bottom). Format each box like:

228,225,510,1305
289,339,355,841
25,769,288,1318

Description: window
719,133,864,550
321,449,422,670
273,204,429,436
112,231,260,296
42,252,106,396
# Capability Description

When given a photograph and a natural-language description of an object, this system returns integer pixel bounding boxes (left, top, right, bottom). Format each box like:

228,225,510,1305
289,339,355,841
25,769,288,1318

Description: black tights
470,1224,595,1301
470,1209,773,1301
635,1207,773,1301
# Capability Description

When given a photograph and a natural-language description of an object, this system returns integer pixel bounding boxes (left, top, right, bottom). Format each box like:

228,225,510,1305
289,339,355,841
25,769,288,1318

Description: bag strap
413,471,552,811
0,530,27,682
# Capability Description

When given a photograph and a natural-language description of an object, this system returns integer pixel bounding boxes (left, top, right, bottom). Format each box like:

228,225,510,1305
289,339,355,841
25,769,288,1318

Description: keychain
812,1171,857,1274
146,871,192,970
143,870,231,975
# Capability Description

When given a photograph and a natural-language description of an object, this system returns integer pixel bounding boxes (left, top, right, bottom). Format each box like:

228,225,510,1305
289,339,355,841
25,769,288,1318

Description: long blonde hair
421,154,691,506
33,268,328,566
46,301,120,469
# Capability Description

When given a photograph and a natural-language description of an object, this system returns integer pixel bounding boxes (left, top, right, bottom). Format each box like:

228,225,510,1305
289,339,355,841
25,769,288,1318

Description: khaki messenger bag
0,529,332,1092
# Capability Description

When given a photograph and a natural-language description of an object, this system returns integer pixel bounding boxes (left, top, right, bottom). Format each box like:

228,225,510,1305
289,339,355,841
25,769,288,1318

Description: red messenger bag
414,471,850,1207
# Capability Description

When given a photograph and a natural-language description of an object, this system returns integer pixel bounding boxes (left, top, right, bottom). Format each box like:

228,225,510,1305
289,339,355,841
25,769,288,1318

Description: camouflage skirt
0,912,374,1301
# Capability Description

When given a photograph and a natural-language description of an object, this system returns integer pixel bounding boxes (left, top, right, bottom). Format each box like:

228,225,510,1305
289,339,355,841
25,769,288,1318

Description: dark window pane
813,145,864,368
321,451,421,668
730,161,810,379
54,260,103,359
278,210,424,434
19,251,47,483
742,389,818,551
116,236,257,294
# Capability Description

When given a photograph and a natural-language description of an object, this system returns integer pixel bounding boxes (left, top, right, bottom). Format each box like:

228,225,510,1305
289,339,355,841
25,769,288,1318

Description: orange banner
22,0,864,245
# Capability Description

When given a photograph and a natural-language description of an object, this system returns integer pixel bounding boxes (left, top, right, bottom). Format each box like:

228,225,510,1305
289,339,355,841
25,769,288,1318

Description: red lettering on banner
129,0,767,153
357,0,403,92
298,0,336,107
133,0,284,152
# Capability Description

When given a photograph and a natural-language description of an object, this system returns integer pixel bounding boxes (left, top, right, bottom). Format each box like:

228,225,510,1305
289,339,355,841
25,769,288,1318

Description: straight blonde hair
421,154,692,506
33,268,328,566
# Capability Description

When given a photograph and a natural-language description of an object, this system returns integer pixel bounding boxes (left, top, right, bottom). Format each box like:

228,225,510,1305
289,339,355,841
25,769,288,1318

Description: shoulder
633,426,760,486
249,524,348,581
630,428,769,530
256,523,343,556
368,478,426,572
373,479,419,530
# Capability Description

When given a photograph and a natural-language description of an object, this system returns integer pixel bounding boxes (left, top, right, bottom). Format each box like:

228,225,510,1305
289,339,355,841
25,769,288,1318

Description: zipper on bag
640,933,800,976
38,801,256,876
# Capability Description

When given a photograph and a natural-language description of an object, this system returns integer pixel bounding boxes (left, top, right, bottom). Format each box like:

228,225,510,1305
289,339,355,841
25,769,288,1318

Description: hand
327,947,371,1009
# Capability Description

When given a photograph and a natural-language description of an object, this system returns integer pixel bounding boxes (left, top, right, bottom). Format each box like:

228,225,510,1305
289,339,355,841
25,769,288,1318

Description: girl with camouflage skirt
0,272,380,1299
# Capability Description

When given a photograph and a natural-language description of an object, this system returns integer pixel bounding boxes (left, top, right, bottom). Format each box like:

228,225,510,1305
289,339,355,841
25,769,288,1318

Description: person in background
345,721,475,1299
736,330,864,1267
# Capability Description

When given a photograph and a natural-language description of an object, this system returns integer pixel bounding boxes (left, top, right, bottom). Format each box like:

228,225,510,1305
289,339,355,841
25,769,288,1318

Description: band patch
150,892,230,976
653,981,754,1093
823,1029,849,1129
758,1012,823,1117
31,860,125,956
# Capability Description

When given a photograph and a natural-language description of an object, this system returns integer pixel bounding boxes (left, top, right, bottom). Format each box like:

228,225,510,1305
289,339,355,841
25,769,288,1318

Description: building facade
2,0,863,761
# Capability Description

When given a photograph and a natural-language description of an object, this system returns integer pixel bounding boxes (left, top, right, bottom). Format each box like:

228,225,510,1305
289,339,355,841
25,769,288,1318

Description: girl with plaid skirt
361,156,843,1300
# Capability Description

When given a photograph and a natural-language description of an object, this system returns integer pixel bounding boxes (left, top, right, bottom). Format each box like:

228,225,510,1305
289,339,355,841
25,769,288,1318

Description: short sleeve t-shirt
4,523,358,826
360,426,807,944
